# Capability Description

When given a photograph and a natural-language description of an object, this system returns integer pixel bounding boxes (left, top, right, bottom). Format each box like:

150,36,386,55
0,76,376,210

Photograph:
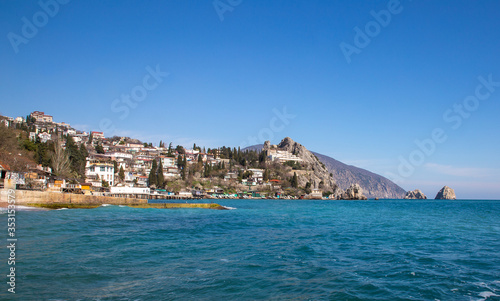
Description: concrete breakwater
0,190,225,210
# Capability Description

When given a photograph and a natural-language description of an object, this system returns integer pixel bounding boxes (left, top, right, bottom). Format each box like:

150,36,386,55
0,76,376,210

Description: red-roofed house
30,111,53,123
91,131,105,139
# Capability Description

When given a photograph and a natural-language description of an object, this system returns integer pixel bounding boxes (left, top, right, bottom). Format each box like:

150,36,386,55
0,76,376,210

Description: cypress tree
119,165,125,182
177,155,183,169
263,168,269,182
291,172,298,188
149,159,158,187
167,142,173,156
157,158,164,188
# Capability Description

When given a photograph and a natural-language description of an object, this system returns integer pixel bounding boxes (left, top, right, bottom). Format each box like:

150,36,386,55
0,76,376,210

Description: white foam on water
101,204,113,207
1,205,46,211
478,291,499,300
56,208,68,210
223,206,237,210
18,205,45,210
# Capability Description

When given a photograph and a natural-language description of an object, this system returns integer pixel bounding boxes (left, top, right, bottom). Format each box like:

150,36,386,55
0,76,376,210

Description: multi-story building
267,149,303,163
85,160,114,186
91,131,105,140
30,111,53,123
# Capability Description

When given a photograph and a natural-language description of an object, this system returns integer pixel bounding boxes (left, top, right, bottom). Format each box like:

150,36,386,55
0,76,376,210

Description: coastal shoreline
0,189,226,210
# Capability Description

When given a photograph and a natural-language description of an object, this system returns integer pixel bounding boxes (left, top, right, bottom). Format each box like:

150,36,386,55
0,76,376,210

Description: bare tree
51,138,71,177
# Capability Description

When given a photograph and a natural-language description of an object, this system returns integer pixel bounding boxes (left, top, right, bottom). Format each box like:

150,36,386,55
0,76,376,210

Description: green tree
157,158,164,188
149,159,158,187
95,143,105,154
204,163,212,178
259,150,267,163
22,139,37,151
167,142,173,156
119,165,125,182
181,156,187,180
263,168,269,182
66,135,86,178
291,172,298,188
177,155,183,169
80,143,88,160
34,141,51,166
305,181,312,194
176,145,185,154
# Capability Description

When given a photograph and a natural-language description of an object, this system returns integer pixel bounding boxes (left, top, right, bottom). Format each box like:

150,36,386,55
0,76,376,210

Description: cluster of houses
1,111,311,199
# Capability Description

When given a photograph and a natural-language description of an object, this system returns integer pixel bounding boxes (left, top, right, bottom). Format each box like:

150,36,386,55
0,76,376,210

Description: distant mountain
244,141,406,199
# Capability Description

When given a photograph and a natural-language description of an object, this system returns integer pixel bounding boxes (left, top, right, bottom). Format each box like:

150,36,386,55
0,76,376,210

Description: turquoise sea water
1,199,500,300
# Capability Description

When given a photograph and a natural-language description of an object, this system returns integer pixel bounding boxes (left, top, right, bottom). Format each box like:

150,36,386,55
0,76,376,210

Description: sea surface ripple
1,199,499,300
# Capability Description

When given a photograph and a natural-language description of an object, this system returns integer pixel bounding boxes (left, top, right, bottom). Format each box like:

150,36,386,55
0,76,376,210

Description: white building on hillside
267,149,303,163
85,160,114,186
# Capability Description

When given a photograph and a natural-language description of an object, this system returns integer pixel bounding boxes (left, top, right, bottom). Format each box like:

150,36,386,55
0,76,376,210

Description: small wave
101,204,113,207
56,208,68,210
0,205,46,211
479,291,499,300
223,206,237,210
19,205,45,210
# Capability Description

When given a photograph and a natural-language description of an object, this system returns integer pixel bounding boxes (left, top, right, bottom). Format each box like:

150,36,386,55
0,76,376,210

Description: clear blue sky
1,0,499,199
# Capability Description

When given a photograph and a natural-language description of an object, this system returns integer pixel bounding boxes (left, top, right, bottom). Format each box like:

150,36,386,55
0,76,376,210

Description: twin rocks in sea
404,186,456,200
404,189,427,199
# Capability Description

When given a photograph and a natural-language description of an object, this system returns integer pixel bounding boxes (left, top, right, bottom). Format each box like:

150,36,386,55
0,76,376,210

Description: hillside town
1,111,348,200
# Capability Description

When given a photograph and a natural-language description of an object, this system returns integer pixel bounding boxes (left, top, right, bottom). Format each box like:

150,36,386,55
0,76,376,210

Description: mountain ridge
244,142,405,199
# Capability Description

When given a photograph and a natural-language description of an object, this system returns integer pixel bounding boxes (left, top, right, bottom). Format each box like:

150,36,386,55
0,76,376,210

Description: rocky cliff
404,189,427,199
263,137,339,193
435,186,456,200
338,184,367,200
246,138,406,199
